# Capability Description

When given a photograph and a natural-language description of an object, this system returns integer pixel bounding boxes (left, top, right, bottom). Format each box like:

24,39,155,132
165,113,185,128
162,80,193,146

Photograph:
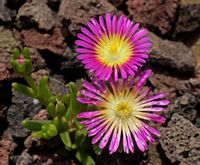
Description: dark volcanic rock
126,0,179,34
160,113,200,164
20,24,66,55
7,91,42,138
0,0,12,22
108,0,124,8
174,0,200,34
17,0,56,30
0,105,8,119
150,33,196,72
0,27,21,69
58,0,117,35
173,93,197,121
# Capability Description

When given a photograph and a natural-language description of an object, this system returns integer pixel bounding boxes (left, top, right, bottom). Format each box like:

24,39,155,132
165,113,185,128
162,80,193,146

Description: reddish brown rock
58,0,117,35
174,0,200,34
20,25,66,55
126,0,179,34
33,109,48,120
150,32,196,72
0,63,9,81
0,139,13,165
17,0,56,30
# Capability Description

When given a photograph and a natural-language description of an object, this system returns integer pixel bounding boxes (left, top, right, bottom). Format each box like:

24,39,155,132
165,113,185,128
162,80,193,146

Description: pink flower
77,70,169,154
75,14,151,81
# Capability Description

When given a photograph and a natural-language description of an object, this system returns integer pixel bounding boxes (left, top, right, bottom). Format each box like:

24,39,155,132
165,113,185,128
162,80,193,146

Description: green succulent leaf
32,130,43,138
60,130,72,148
12,82,36,98
63,94,70,108
75,149,96,165
56,102,67,117
46,124,58,137
38,76,53,105
13,48,20,59
22,47,30,59
92,144,102,155
22,120,52,131
47,102,55,117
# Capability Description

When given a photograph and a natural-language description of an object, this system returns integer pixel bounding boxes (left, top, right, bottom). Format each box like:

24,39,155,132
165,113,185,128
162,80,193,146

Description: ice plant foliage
75,13,152,81
77,70,169,154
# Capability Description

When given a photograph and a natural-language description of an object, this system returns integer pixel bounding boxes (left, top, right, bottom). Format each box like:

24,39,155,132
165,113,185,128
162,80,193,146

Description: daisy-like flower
77,69,169,154
75,13,152,81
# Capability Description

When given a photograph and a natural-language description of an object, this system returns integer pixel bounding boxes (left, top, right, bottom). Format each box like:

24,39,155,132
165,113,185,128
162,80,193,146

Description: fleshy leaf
60,130,72,148
75,149,96,165
12,82,36,98
22,120,52,131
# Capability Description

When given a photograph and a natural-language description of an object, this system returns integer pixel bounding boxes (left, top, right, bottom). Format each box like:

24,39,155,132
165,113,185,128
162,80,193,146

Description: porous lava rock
150,32,196,72
20,24,66,55
17,0,56,30
0,0,12,22
160,113,200,164
0,139,14,165
192,37,200,77
58,0,117,35
0,27,21,69
126,0,179,34
174,0,200,34
7,91,42,138
0,63,10,81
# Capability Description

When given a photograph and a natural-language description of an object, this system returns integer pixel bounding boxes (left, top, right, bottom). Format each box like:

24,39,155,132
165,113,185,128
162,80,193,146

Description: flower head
77,70,169,154
75,14,151,81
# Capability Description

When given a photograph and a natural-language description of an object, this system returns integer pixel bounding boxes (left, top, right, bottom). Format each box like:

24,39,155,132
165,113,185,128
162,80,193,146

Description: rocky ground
0,0,200,164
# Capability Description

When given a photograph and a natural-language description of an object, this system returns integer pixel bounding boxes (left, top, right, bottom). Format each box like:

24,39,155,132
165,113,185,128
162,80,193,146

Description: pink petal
131,29,148,42
105,13,112,35
77,110,101,119
83,81,101,95
75,40,94,49
136,69,152,89
77,33,96,45
111,15,117,34
119,66,127,79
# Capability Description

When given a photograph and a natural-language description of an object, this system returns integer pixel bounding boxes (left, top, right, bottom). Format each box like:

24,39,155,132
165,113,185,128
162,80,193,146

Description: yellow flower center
116,102,132,118
95,34,133,67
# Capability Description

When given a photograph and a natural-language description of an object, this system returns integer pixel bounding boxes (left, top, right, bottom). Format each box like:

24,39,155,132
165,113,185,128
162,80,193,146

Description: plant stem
23,73,38,94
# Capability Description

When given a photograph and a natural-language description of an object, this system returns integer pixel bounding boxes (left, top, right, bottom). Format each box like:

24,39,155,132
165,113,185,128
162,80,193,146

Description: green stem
23,73,38,95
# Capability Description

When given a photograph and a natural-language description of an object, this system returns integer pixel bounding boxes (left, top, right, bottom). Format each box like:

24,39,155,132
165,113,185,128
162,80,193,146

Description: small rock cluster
0,0,200,164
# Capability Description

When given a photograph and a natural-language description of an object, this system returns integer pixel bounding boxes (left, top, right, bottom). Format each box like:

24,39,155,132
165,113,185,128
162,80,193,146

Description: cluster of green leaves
11,48,101,165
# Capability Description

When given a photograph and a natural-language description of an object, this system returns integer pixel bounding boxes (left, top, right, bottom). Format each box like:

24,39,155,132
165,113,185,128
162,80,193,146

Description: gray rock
0,27,21,69
14,151,33,165
7,91,42,138
58,0,117,35
150,33,196,72
0,0,12,22
17,0,56,30
160,113,200,164
173,93,197,121
174,0,200,34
